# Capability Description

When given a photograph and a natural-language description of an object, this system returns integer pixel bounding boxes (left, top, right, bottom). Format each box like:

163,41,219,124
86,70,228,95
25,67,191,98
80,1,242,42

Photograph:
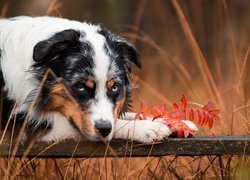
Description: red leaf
208,109,220,116
136,93,220,138
208,116,213,128
212,115,220,121
182,109,187,119
137,101,153,120
173,103,179,111
189,109,194,121
153,104,168,117
177,129,184,138
196,110,202,124
181,94,187,110
203,101,213,111
204,113,209,125
201,111,206,125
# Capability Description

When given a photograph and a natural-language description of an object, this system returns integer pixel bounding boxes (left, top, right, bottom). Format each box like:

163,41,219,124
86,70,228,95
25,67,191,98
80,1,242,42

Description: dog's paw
131,120,171,143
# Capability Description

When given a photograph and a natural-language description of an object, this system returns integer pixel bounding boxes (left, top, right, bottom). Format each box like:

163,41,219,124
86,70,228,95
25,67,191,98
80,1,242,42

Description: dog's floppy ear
33,29,81,63
114,40,141,72
98,27,141,72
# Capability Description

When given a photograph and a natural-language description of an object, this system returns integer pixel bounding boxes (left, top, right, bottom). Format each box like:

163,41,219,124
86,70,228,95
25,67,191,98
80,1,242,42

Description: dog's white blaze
85,33,114,140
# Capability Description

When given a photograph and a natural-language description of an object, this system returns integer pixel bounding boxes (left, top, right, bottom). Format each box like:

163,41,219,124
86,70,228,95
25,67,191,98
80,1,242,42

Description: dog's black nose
94,120,112,137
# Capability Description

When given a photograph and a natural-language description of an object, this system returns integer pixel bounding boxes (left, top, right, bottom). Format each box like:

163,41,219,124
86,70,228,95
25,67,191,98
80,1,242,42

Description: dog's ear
33,29,81,63
98,27,141,72
114,40,141,72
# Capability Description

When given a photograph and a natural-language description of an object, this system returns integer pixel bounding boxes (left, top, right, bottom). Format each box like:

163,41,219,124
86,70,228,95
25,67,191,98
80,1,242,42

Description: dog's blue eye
111,85,119,93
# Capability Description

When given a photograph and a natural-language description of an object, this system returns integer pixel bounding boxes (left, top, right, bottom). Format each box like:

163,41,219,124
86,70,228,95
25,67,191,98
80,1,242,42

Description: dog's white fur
0,16,197,143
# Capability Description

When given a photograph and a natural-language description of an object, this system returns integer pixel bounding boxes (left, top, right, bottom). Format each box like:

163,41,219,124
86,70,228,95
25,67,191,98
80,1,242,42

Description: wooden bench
0,135,249,158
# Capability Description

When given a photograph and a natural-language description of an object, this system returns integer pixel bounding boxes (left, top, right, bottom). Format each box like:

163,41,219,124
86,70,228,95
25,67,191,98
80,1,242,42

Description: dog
0,16,197,143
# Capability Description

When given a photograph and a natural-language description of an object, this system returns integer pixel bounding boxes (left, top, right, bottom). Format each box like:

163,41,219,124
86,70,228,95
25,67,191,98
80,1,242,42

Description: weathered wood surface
0,135,249,158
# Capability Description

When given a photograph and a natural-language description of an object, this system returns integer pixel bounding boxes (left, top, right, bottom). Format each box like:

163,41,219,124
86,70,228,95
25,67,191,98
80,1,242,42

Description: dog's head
32,27,141,141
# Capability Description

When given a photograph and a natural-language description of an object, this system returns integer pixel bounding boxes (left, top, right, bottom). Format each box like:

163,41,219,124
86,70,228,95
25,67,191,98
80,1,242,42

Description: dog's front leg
113,117,171,143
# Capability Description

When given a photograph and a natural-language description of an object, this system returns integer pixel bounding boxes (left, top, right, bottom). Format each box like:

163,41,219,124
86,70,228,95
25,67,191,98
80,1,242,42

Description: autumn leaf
173,103,179,111
181,94,187,110
177,129,184,138
137,93,220,138
189,109,194,121
153,104,168,117
136,101,153,120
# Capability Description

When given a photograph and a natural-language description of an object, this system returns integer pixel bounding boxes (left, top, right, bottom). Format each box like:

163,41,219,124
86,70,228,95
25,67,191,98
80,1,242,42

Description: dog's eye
76,84,86,92
111,85,119,93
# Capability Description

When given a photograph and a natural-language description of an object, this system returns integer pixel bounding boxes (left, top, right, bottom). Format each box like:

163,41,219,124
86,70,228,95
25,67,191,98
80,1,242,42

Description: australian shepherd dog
0,16,196,143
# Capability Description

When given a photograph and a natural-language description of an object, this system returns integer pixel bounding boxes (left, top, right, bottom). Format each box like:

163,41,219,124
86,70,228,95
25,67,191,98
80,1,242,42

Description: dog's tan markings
113,87,126,120
114,97,125,120
85,78,94,89
107,79,115,89
44,83,94,136
50,84,64,94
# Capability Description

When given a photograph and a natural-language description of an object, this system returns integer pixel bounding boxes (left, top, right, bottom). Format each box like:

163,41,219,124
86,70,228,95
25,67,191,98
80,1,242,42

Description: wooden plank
0,135,249,158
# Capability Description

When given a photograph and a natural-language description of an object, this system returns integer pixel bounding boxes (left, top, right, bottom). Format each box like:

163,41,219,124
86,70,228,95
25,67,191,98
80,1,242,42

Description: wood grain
0,135,249,158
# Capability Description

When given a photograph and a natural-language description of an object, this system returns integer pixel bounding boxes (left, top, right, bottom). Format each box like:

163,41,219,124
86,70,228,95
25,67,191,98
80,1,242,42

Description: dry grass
0,0,250,179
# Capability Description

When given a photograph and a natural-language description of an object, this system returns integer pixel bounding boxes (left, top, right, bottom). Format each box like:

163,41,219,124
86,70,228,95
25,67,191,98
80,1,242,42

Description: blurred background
0,0,249,135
